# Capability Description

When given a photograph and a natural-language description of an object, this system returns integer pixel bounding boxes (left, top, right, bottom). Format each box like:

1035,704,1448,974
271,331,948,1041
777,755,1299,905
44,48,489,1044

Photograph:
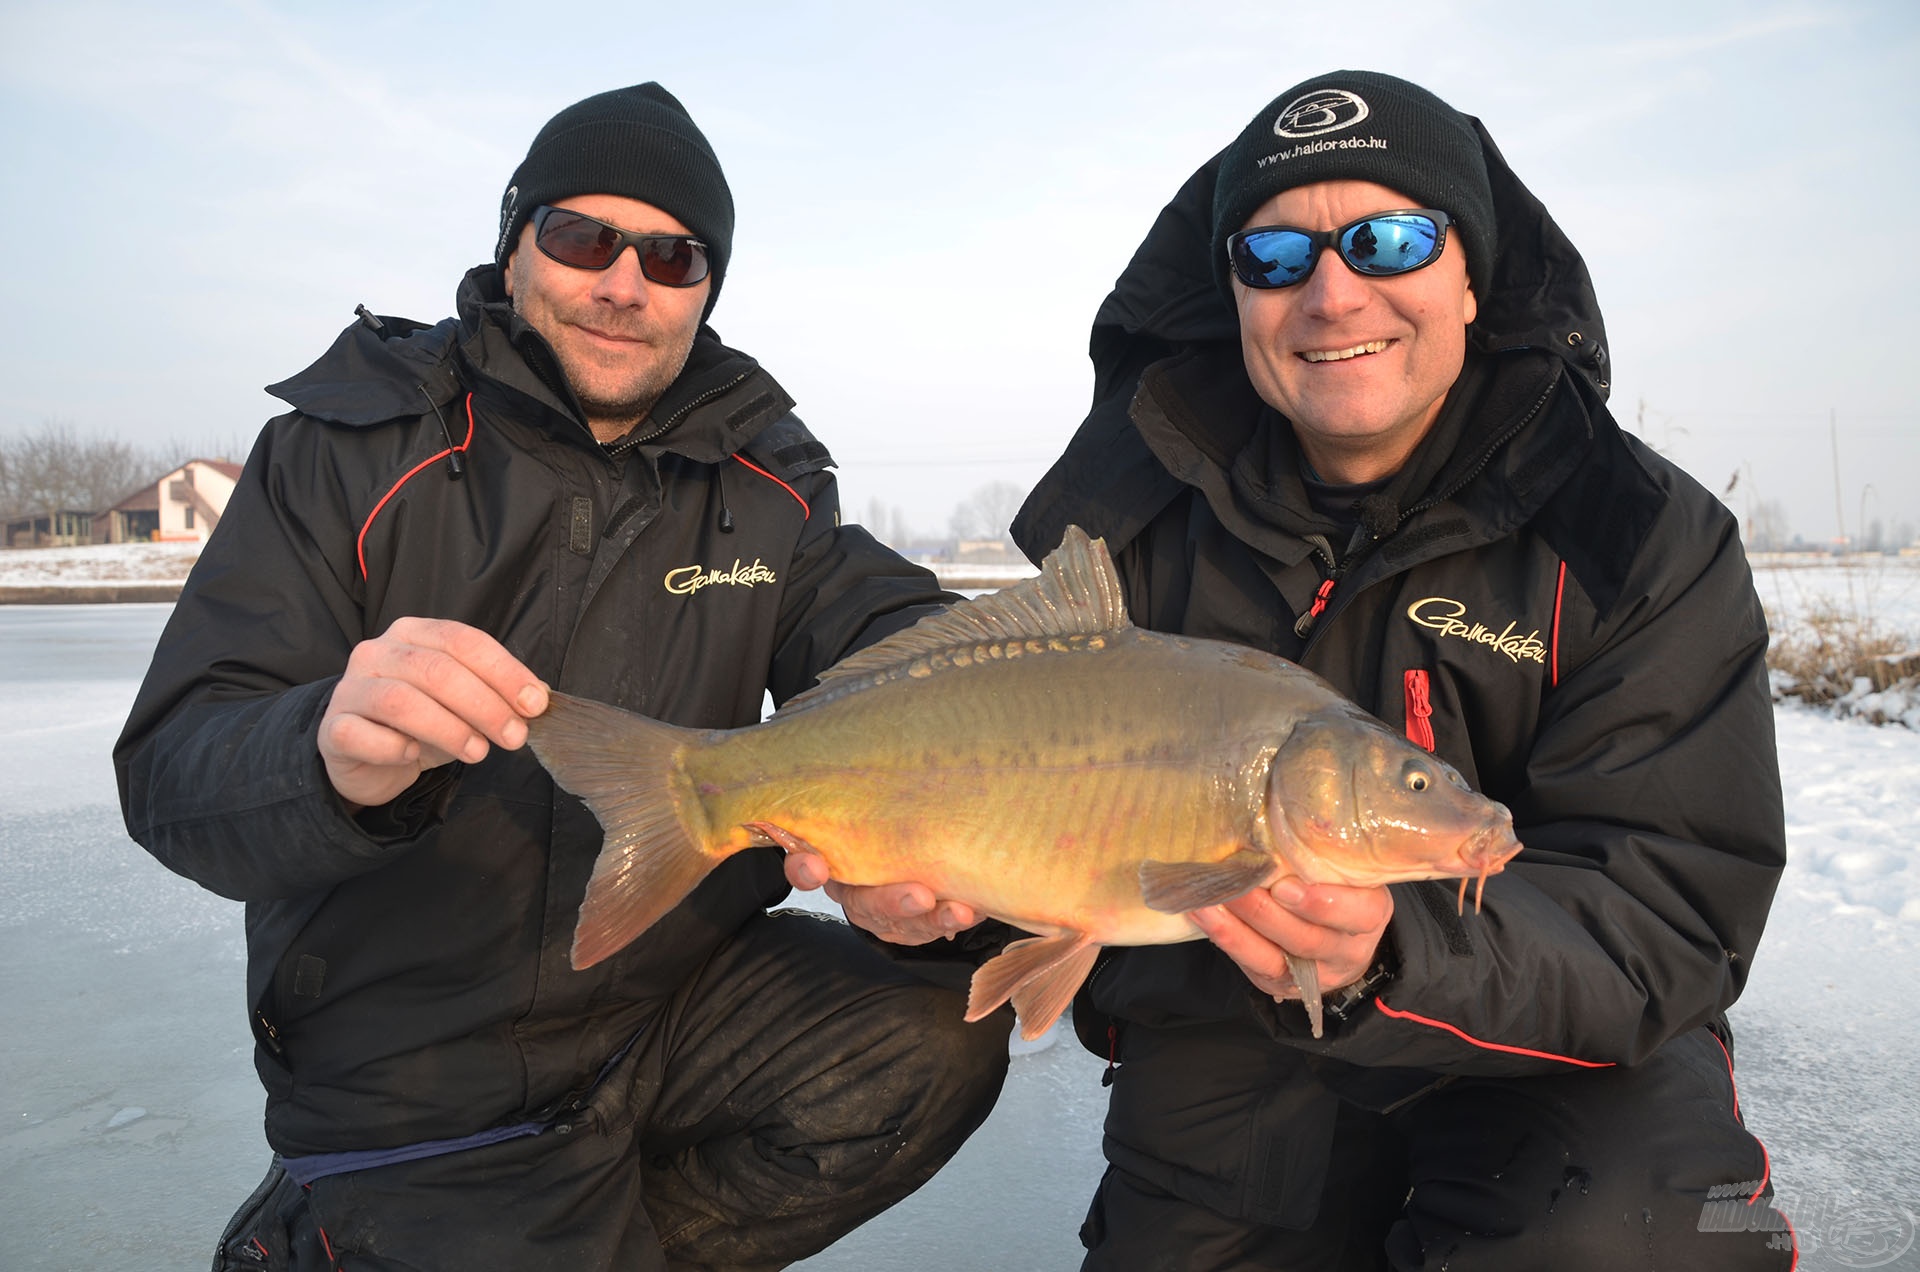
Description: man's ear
1462,281,1478,327
502,250,517,300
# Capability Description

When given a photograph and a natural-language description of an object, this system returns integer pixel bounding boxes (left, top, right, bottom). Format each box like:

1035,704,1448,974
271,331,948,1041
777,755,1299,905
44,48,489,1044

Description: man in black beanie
118,83,1009,1269
823,69,1794,1267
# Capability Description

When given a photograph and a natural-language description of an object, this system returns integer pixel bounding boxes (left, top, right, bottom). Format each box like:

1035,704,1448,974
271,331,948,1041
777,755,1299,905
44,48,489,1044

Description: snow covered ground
1752,554,1920,638
0,541,204,587
2,583,1917,1269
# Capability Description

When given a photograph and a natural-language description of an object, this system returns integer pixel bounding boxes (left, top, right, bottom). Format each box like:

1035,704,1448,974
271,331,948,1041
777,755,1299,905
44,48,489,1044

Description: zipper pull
1292,576,1338,638
1404,669,1436,751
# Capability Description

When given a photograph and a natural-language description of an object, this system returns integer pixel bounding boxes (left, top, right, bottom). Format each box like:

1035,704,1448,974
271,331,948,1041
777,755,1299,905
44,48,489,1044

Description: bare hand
782,851,980,946
319,616,549,811
1190,878,1392,1001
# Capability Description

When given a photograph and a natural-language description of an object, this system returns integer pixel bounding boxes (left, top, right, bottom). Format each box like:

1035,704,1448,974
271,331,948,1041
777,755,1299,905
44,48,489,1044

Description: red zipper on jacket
356,393,476,580
1404,669,1435,752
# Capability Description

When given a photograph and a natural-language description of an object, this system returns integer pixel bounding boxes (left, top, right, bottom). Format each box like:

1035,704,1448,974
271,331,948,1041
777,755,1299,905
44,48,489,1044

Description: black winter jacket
116,266,948,1155
1014,127,1784,1111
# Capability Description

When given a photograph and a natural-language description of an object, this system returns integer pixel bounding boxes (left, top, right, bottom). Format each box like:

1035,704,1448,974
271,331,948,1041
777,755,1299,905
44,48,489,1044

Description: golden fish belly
682,629,1331,944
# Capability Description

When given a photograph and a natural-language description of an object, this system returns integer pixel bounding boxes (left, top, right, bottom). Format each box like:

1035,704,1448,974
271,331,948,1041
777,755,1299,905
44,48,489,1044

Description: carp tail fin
967,932,1098,1041
526,692,717,969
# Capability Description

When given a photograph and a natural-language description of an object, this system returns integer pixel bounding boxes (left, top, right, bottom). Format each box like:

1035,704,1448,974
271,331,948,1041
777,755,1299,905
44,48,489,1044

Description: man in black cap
818,70,1795,1267
117,83,1008,1269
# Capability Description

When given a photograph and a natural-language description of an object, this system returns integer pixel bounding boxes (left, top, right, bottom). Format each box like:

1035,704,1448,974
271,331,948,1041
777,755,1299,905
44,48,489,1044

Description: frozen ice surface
2,604,1917,1270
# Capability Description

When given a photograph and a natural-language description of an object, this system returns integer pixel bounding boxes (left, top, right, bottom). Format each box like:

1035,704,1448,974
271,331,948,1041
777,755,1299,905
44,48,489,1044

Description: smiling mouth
578,325,644,345
1299,340,1391,363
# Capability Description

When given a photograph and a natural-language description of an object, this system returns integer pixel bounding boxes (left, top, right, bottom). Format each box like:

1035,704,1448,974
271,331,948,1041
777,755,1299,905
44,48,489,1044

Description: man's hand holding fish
1191,876,1393,1003
783,853,979,947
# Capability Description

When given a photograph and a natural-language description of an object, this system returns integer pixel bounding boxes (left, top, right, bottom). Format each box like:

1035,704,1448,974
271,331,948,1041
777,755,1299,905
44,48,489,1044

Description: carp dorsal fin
779,525,1130,713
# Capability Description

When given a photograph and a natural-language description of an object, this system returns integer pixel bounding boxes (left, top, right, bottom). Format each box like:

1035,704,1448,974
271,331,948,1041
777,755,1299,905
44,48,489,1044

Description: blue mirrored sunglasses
1227,209,1452,289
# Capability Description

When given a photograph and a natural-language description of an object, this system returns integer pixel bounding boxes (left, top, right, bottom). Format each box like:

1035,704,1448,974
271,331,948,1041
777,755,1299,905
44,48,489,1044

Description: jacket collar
267,267,795,463
1126,343,1582,570
454,266,796,461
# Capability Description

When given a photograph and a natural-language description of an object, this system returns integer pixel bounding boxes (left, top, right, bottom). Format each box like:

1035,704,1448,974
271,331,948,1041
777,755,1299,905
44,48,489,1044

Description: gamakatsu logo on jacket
665,559,778,595
1406,597,1546,665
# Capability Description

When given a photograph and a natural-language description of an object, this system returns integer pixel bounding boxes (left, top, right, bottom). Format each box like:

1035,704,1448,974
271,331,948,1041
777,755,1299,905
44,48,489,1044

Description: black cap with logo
495,83,735,315
1211,71,1495,299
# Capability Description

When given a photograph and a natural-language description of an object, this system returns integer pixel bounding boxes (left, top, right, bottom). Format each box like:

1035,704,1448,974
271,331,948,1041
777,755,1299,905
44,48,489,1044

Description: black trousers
1079,1023,1794,1271
217,910,1010,1271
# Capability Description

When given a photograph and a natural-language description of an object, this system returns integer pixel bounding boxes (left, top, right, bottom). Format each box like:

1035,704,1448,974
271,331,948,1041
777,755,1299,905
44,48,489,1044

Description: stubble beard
518,294,700,443
571,331,697,441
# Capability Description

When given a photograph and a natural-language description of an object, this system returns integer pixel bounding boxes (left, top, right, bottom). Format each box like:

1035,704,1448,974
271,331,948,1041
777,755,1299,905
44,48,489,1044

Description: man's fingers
1262,879,1394,938
387,617,549,722
783,851,830,891
1221,890,1350,961
1190,905,1295,996
329,675,494,765
319,710,422,770
818,880,978,946
1199,880,1391,1001
343,621,549,752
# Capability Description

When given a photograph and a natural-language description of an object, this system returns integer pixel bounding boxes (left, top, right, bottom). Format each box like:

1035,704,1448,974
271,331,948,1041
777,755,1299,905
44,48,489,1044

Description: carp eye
1405,767,1431,793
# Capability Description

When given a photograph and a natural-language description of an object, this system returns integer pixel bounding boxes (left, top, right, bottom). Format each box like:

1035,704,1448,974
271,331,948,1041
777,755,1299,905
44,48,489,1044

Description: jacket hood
266,265,796,462
1084,116,1612,394
1014,114,1609,562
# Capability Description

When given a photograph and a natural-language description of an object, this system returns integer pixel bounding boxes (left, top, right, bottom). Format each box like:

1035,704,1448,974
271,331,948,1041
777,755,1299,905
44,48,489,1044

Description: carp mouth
1453,816,1523,914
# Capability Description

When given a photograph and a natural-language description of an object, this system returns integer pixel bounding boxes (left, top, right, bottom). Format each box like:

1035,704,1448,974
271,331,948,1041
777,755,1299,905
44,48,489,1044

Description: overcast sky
2,1,1915,547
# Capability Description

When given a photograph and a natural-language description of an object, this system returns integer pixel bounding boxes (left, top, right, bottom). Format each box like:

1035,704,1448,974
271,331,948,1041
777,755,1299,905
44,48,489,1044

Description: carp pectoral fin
966,932,1096,1040
1138,850,1277,913
525,692,717,971
1287,954,1325,1040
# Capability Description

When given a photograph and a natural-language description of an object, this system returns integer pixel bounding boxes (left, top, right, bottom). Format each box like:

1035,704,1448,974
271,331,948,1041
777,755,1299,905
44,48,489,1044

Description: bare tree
0,421,244,517
1746,499,1791,553
948,480,1027,544
859,498,917,549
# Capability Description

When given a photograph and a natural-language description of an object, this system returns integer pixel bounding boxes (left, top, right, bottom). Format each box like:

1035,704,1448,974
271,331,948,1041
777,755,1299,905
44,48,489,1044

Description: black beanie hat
1211,71,1494,300
494,83,735,315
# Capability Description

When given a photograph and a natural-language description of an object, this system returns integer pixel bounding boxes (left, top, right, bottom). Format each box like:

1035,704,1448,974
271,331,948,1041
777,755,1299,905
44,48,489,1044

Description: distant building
954,537,1022,563
99,459,243,544
3,509,96,548
1,458,245,548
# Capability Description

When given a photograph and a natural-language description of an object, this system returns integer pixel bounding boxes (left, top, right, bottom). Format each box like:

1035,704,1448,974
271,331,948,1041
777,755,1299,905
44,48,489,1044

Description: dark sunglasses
1227,209,1452,289
531,206,710,287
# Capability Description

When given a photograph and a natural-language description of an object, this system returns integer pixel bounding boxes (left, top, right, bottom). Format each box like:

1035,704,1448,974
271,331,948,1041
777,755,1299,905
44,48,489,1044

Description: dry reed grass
1765,594,1920,725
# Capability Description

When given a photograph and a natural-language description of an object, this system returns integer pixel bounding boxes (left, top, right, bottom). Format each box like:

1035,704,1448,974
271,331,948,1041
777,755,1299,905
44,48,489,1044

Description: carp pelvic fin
777,525,1131,715
1138,849,1277,913
967,932,1098,1041
525,693,717,970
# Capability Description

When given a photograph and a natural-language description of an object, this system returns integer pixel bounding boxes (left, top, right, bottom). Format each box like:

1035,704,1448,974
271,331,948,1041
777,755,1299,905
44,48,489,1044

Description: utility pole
1830,409,1846,548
